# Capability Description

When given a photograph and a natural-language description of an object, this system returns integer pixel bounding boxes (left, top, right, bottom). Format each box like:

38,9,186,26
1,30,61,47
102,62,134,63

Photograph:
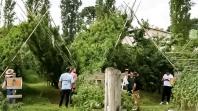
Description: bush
72,82,104,111
173,71,198,111
121,91,134,110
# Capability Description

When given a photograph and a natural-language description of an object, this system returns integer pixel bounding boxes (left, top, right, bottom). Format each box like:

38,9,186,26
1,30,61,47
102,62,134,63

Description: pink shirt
71,72,77,82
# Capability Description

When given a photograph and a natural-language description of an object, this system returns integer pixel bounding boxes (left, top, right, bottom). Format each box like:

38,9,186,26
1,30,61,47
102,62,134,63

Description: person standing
127,71,134,95
1,69,16,103
70,67,77,104
160,72,174,105
122,69,129,90
132,72,141,111
58,68,74,107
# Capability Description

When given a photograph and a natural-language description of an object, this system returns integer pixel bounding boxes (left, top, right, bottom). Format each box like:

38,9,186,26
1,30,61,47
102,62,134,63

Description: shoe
160,102,164,105
132,108,138,111
166,102,169,105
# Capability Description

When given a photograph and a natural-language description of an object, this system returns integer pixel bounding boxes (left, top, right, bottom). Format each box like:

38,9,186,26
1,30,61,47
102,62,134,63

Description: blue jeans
7,89,14,103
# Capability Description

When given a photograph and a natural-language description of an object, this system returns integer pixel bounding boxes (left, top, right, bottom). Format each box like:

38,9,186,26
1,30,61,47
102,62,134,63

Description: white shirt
163,74,173,86
59,73,74,90
122,75,129,85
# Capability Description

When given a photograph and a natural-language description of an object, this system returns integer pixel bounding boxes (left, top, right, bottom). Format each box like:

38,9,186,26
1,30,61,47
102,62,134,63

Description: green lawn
13,82,174,111
1,70,175,111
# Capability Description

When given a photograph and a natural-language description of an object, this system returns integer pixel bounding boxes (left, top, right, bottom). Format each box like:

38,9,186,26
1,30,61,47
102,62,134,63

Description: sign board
6,77,22,89
7,95,22,99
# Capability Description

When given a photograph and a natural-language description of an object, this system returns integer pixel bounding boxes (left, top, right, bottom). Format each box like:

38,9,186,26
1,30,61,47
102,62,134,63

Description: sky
50,0,198,30
1,0,198,30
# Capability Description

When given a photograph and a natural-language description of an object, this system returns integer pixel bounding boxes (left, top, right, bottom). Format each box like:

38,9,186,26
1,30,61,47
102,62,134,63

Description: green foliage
3,0,16,28
0,25,27,71
80,6,96,26
189,29,198,40
23,16,70,84
0,24,41,77
1,99,9,111
106,36,172,92
26,0,50,16
173,71,198,111
190,18,198,30
72,82,104,111
22,70,42,83
121,91,133,110
60,0,82,42
72,13,125,74
95,0,115,18
104,0,115,12
170,0,192,44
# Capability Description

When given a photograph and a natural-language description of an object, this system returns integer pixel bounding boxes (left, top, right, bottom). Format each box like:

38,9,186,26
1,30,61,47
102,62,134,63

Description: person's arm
58,81,61,89
132,83,136,93
162,75,165,81
74,74,77,82
1,80,6,89
71,75,75,90
58,75,62,90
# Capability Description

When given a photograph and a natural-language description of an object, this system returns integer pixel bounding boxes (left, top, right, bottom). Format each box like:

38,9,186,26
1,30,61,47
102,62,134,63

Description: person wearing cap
160,71,174,105
1,69,16,103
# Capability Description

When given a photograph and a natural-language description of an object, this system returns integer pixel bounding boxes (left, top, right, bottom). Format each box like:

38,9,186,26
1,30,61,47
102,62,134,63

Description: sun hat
5,69,14,75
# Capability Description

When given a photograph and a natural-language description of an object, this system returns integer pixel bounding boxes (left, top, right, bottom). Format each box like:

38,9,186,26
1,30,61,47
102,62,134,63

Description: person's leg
70,90,73,104
167,86,171,103
132,91,140,110
59,90,66,107
161,86,166,103
7,89,14,103
65,89,71,107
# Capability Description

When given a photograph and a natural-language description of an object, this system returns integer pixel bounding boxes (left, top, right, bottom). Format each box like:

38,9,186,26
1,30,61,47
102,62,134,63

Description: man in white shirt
121,69,129,90
160,72,174,105
58,68,74,107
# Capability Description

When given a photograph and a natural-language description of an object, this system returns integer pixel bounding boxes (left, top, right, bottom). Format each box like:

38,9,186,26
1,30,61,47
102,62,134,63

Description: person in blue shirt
58,67,74,107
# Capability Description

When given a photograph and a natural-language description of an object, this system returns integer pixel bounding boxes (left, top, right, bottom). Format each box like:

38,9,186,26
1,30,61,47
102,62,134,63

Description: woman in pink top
69,67,77,104
71,68,77,83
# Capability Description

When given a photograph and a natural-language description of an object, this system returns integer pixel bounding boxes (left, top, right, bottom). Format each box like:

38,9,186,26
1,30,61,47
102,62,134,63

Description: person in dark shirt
132,72,141,111
127,71,134,95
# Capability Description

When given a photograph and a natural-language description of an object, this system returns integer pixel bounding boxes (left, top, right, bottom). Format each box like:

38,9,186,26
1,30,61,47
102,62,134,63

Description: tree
80,6,96,25
0,0,3,25
60,0,82,42
71,13,126,74
95,0,115,18
104,0,115,11
170,0,192,44
95,0,104,18
25,0,71,86
3,0,16,28
26,0,50,19
190,18,198,29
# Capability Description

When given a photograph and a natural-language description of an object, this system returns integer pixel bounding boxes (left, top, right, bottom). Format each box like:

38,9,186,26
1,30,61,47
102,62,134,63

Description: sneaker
132,108,138,111
166,102,169,105
160,102,164,105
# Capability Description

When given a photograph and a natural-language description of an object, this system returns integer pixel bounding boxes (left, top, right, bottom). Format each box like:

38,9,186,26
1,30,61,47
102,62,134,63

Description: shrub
121,91,134,110
173,71,198,111
72,82,104,111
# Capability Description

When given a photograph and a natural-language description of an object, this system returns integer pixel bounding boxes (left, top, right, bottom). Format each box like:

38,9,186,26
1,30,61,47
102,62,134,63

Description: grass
139,91,174,111
16,82,174,111
1,70,175,111
9,84,174,111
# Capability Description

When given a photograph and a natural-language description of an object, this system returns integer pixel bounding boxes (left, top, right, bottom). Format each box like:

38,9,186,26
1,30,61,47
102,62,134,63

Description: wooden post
105,67,121,111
